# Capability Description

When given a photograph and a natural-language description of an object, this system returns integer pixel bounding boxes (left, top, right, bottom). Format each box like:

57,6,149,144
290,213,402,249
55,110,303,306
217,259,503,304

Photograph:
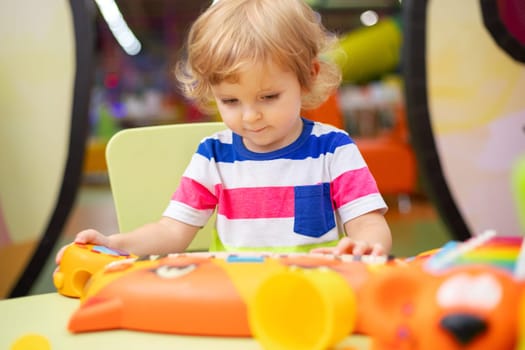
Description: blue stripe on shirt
195,119,354,163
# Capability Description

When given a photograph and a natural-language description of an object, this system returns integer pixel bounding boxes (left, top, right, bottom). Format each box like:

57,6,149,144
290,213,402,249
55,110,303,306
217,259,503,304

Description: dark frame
401,0,471,241
480,0,525,63
9,0,95,297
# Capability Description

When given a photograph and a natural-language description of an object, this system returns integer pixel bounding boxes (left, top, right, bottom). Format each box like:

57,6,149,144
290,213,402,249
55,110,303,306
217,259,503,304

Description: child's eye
221,98,238,105
261,94,279,101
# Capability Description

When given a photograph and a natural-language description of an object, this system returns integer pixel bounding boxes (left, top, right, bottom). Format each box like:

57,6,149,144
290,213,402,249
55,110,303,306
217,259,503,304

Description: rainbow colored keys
425,230,525,275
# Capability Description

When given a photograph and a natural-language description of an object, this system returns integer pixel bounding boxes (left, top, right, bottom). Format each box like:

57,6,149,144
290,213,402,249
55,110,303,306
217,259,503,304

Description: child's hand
310,237,386,256
55,229,110,265
73,229,110,246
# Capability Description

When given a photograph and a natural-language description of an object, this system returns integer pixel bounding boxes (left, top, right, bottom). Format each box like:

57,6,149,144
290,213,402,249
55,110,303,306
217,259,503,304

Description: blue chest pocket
293,183,336,238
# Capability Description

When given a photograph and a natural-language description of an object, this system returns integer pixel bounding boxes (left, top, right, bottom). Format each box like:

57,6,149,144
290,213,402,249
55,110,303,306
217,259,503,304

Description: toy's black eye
155,264,196,279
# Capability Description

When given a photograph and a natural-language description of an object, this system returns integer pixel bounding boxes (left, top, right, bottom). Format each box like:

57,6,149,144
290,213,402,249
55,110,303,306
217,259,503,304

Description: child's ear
302,59,320,94
310,59,320,79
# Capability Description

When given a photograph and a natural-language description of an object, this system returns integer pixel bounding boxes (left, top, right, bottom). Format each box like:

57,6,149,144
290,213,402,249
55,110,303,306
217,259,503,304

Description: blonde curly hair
175,0,342,114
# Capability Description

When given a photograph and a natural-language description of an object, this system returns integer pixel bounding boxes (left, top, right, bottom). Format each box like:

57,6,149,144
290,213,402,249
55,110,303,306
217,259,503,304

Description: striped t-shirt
163,118,387,252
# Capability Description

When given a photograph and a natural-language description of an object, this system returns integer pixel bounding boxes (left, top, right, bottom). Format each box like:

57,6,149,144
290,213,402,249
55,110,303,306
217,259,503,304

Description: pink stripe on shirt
174,167,379,219
331,167,379,209
172,176,217,210
219,187,295,219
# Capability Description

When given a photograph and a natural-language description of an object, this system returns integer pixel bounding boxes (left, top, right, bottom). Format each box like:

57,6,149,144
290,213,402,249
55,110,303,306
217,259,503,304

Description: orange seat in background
303,93,417,197
301,93,345,129
353,104,417,196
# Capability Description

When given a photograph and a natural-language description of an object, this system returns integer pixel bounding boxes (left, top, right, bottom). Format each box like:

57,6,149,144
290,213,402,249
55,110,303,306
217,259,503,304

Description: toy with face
358,264,524,350
67,253,384,336
69,255,255,336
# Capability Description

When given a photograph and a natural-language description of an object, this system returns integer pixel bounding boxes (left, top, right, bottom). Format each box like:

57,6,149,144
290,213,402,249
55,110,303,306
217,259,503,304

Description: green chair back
105,122,226,251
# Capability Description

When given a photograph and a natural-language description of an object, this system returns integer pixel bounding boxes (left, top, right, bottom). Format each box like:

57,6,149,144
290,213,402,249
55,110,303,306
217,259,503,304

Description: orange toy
70,254,255,336
518,291,525,350
65,252,388,336
357,263,525,350
53,243,135,298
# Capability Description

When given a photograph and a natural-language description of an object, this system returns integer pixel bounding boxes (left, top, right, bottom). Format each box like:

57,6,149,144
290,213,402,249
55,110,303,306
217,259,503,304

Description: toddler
59,0,392,260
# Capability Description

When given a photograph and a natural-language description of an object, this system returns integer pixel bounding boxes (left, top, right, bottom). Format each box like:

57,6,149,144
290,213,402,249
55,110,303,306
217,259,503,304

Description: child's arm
339,211,392,255
311,210,392,256
56,217,200,263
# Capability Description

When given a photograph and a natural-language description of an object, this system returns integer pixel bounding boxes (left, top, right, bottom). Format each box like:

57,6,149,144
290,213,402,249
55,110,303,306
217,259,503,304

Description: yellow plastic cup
248,267,356,350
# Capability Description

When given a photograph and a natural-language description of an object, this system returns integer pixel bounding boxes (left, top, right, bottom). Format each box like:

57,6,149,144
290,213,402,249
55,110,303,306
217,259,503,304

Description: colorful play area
1,0,524,349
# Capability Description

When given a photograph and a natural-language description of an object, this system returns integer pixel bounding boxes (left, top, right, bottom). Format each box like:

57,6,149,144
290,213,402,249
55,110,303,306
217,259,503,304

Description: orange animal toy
70,254,254,335
65,252,388,336
357,263,525,350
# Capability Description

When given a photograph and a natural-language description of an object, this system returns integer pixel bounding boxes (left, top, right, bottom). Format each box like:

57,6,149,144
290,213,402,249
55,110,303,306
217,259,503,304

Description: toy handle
53,243,134,298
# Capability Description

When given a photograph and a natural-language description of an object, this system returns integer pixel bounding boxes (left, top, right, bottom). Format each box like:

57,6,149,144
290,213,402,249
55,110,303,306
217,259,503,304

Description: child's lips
247,126,267,133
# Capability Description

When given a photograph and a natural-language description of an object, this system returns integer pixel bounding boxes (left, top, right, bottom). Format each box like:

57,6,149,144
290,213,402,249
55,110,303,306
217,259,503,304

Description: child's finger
369,243,385,256
333,237,354,254
74,229,106,245
350,241,370,255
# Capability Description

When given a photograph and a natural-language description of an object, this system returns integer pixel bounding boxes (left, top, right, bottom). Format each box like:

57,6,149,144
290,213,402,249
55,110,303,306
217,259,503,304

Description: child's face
211,61,304,153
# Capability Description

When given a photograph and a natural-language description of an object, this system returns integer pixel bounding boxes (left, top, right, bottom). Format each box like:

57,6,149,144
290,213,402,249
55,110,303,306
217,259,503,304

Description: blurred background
2,0,523,298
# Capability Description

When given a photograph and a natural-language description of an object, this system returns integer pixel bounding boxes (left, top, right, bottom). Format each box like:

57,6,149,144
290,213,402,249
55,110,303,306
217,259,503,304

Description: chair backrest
105,122,226,251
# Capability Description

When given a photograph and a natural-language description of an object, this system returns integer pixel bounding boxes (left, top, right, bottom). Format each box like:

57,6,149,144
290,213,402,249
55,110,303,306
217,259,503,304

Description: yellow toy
249,268,356,350
53,243,135,298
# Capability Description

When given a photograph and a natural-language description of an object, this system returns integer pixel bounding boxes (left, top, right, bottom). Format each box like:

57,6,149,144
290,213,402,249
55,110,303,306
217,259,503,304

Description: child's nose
242,105,261,122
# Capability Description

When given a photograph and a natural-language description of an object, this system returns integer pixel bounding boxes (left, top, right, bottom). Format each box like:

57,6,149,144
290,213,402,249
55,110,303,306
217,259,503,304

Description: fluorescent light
360,10,379,27
94,0,142,55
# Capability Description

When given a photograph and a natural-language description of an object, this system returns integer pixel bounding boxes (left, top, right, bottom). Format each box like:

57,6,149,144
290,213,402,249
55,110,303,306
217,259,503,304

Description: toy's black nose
440,313,488,345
